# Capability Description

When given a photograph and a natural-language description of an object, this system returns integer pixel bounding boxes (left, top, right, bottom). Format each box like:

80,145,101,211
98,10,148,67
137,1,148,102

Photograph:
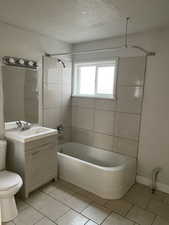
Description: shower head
44,52,66,68
57,58,66,68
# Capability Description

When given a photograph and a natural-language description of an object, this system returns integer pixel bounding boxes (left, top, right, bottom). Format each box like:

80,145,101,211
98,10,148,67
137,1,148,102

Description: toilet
0,140,22,222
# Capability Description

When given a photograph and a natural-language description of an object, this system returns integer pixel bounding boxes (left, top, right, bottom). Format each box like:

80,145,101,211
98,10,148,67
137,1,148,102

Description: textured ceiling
0,0,169,43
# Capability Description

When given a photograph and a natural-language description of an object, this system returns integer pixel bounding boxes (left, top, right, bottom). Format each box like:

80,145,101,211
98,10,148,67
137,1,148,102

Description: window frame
72,59,118,99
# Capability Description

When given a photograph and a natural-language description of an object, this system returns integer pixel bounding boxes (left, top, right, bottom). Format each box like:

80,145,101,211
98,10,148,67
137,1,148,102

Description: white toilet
0,140,23,222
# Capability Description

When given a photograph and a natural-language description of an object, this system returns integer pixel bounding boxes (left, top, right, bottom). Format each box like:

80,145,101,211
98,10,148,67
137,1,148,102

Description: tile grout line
17,181,169,225
40,188,94,217
24,197,72,225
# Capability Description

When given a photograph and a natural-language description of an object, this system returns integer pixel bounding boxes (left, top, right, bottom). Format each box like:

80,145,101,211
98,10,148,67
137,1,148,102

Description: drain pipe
151,167,161,194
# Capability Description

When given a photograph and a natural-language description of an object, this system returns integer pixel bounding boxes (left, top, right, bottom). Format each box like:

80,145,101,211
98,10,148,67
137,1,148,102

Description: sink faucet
16,121,22,129
16,121,32,131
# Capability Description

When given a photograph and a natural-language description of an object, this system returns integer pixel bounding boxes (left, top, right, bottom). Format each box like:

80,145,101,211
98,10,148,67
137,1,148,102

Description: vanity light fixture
2,56,38,70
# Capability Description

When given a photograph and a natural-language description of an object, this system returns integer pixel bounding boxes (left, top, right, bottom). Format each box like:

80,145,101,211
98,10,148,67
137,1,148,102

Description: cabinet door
27,143,57,191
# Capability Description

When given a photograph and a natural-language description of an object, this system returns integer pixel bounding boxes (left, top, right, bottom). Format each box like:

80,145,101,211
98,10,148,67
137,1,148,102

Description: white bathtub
58,142,136,199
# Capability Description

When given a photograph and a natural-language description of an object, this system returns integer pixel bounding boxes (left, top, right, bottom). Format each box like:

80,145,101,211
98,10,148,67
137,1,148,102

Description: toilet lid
0,170,22,191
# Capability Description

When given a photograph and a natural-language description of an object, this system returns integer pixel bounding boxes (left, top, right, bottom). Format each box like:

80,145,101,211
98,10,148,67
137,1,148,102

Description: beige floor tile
82,203,111,224
58,180,84,193
77,190,108,206
35,217,57,225
2,222,15,225
42,180,76,194
148,199,169,220
38,198,69,220
42,182,57,194
102,212,134,225
47,187,75,204
56,209,88,225
104,199,133,216
85,220,98,225
14,207,44,225
152,216,169,225
26,191,50,208
163,195,169,205
52,180,79,193
16,198,29,212
124,184,152,209
63,193,92,212
126,205,155,225
27,192,70,221
151,190,169,202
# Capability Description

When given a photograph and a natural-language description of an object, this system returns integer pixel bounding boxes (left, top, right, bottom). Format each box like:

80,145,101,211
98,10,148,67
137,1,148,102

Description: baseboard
136,175,169,194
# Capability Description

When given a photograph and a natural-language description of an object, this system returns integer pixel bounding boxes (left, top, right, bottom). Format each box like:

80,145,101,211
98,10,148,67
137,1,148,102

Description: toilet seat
0,170,22,191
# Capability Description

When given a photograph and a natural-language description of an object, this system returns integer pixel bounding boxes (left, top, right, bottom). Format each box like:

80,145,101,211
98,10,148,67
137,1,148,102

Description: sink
19,127,52,136
5,122,58,142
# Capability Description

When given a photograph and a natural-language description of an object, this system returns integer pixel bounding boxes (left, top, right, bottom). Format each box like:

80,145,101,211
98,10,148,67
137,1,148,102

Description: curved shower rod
46,45,155,57
45,18,155,57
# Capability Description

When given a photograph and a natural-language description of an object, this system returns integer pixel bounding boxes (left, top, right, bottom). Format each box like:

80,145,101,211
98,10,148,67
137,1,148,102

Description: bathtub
58,142,136,199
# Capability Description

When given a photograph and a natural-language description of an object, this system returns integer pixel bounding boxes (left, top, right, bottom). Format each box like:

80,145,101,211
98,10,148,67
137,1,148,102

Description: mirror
2,66,39,123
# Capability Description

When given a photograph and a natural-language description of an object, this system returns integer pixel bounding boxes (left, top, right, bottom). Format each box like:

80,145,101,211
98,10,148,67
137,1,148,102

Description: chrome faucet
16,121,31,131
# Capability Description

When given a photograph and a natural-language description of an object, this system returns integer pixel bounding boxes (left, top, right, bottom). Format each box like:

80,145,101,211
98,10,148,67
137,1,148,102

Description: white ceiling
0,0,169,43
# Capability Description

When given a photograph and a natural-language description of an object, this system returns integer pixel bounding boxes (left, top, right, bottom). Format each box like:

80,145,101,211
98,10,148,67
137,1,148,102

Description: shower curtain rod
46,18,155,57
46,45,155,57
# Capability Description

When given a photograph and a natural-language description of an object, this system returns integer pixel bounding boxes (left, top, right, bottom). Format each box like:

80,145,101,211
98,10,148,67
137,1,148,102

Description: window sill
72,95,116,100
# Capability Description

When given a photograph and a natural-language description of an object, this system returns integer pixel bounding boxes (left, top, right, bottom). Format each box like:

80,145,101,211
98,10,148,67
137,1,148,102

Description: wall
73,28,169,190
72,56,145,158
43,56,72,143
0,21,71,139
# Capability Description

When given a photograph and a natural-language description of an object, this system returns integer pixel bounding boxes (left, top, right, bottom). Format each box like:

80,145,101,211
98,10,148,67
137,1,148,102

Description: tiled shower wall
43,57,72,142
71,56,146,158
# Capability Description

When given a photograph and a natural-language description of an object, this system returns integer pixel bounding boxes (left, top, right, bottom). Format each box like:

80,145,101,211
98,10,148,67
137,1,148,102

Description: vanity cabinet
6,134,58,198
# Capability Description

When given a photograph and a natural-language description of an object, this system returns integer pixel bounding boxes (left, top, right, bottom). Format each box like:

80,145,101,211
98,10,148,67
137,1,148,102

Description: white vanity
5,122,58,198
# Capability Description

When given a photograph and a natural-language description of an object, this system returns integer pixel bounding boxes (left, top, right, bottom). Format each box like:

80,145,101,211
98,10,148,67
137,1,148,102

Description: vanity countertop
5,121,57,143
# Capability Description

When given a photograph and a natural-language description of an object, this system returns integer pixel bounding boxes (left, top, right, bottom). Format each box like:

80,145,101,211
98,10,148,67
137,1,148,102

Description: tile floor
3,180,169,225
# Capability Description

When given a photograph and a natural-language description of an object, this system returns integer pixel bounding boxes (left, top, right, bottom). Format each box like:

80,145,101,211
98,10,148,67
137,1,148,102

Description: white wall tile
94,110,115,135
63,82,72,100
72,97,79,107
60,127,72,143
45,64,63,85
63,106,72,127
72,127,93,146
72,107,94,130
44,108,62,128
115,113,140,140
62,63,72,84
117,86,143,114
116,137,138,158
72,97,95,108
71,56,145,161
118,57,145,86
44,84,62,109
95,99,116,111
93,133,117,151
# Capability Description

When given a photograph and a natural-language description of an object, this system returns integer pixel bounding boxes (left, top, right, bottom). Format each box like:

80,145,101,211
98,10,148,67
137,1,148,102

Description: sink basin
20,127,52,136
5,122,58,142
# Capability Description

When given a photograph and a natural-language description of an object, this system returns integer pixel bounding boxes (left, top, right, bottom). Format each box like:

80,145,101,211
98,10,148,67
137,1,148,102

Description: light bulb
19,58,25,65
9,57,15,64
28,61,34,66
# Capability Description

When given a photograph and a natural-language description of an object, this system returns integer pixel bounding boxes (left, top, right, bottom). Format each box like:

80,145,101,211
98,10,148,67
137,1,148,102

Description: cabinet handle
31,150,41,156
36,143,52,149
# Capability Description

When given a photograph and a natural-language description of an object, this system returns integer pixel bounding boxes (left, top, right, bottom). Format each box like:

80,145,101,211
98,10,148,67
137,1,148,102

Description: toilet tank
0,140,7,170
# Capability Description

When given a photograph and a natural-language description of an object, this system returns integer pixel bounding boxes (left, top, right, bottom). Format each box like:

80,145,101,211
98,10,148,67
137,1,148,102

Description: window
73,60,117,99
